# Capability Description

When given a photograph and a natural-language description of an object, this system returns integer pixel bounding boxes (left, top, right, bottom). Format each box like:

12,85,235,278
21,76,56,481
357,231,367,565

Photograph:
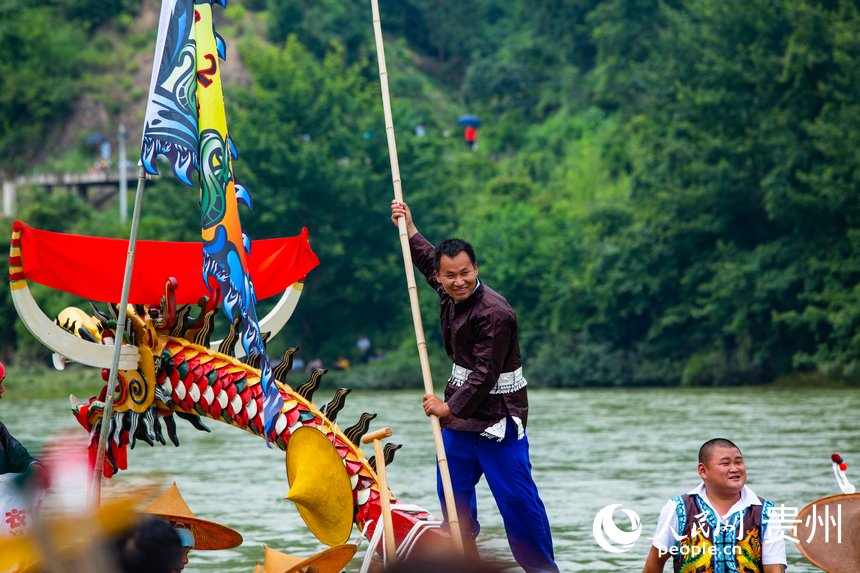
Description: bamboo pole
362,427,397,562
89,165,147,506
369,0,465,555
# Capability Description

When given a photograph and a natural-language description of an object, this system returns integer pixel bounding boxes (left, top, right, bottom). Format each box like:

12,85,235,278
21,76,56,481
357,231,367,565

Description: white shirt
652,483,787,565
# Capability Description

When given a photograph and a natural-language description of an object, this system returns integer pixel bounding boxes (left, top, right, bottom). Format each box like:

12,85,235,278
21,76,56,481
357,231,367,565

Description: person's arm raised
391,199,443,294
390,200,418,238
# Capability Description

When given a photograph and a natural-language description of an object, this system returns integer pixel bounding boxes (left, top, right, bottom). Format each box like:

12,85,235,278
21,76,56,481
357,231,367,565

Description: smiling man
643,438,787,573
390,200,558,573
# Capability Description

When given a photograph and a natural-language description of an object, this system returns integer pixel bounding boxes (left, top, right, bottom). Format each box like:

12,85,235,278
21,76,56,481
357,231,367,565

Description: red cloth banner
14,221,319,305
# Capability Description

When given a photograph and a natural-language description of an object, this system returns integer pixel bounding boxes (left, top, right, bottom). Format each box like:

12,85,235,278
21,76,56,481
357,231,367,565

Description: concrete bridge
2,169,134,220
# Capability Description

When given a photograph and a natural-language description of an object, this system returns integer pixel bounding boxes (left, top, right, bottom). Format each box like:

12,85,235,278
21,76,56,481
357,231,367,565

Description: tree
586,0,860,383
0,6,86,173
230,37,459,359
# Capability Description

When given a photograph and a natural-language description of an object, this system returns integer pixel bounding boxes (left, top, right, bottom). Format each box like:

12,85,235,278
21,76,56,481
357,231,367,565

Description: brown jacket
410,233,529,433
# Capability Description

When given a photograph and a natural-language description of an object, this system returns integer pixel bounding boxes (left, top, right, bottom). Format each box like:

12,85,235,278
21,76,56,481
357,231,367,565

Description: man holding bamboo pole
390,200,558,573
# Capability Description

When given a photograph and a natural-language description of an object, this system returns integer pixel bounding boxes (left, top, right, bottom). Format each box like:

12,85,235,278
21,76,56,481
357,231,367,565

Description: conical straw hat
284,427,354,546
796,493,860,573
253,543,357,573
144,483,243,550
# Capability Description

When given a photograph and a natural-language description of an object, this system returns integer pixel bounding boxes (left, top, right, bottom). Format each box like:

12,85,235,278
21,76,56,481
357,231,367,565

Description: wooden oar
369,0,465,555
363,427,396,562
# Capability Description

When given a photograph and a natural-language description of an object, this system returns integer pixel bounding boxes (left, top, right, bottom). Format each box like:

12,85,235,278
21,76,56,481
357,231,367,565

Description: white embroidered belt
448,363,527,441
449,363,528,395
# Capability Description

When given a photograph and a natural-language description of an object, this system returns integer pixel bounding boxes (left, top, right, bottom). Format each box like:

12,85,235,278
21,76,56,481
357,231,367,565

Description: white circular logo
592,504,642,553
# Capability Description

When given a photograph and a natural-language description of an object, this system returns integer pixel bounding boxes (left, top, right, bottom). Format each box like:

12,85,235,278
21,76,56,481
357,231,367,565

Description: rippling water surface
3,387,855,572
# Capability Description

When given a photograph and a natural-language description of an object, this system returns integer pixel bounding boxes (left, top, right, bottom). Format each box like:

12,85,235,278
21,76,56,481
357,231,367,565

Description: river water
2,387,855,572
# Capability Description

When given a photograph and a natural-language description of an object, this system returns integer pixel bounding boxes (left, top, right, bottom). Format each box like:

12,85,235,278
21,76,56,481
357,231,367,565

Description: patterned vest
672,493,773,573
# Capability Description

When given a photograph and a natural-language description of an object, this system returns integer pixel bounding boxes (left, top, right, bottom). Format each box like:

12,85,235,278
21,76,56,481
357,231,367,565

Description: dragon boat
6,0,453,565
9,221,448,561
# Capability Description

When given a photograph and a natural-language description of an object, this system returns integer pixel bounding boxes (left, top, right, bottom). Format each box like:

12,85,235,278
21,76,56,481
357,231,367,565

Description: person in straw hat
252,543,357,573
145,482,243,571
643,438,787,573
112,515,186,573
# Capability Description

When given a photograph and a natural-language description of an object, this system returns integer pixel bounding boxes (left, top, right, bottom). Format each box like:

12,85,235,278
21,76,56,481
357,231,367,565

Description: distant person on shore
291,355,305,372
305,358,323,373
642,438,786,573
356,334,372,363
390,200,558,573
463,125,477,150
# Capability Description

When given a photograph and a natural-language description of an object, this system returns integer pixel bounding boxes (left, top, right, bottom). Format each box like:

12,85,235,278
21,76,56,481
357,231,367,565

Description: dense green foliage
2,0,859,388
0,4,85,172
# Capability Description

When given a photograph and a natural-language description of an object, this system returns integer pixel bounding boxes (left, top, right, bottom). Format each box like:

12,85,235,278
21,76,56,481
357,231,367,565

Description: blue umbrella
85,133,107,145
457,114,481,128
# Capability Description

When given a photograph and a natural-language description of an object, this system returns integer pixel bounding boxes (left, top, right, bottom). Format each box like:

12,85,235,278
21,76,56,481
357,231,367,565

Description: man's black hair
434,238,477,270
698,438,741,464
113,517,184,573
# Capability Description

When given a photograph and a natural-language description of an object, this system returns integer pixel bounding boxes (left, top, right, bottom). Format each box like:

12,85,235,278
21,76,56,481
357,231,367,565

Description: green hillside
2,0,860,388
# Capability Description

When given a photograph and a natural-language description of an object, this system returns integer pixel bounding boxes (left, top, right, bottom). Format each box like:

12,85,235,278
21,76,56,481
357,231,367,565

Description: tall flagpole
89,165,147,506
370,0,465,554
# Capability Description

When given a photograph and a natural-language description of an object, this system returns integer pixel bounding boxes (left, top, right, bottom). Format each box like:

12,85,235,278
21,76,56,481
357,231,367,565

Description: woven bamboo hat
284,426,354,547
796,493,860,573
252,543,357,573
144,482,243,550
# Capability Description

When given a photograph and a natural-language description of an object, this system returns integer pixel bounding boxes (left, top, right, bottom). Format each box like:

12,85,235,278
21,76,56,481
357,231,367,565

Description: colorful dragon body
9,224,446,554
69,299,441,550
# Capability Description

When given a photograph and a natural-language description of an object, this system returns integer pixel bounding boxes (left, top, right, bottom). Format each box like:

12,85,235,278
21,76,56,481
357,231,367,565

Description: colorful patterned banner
140,0,283,439
141,0,198,185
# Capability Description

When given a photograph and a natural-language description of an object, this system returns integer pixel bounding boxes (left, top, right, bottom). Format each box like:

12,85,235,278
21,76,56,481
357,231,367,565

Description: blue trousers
436,419,559,573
